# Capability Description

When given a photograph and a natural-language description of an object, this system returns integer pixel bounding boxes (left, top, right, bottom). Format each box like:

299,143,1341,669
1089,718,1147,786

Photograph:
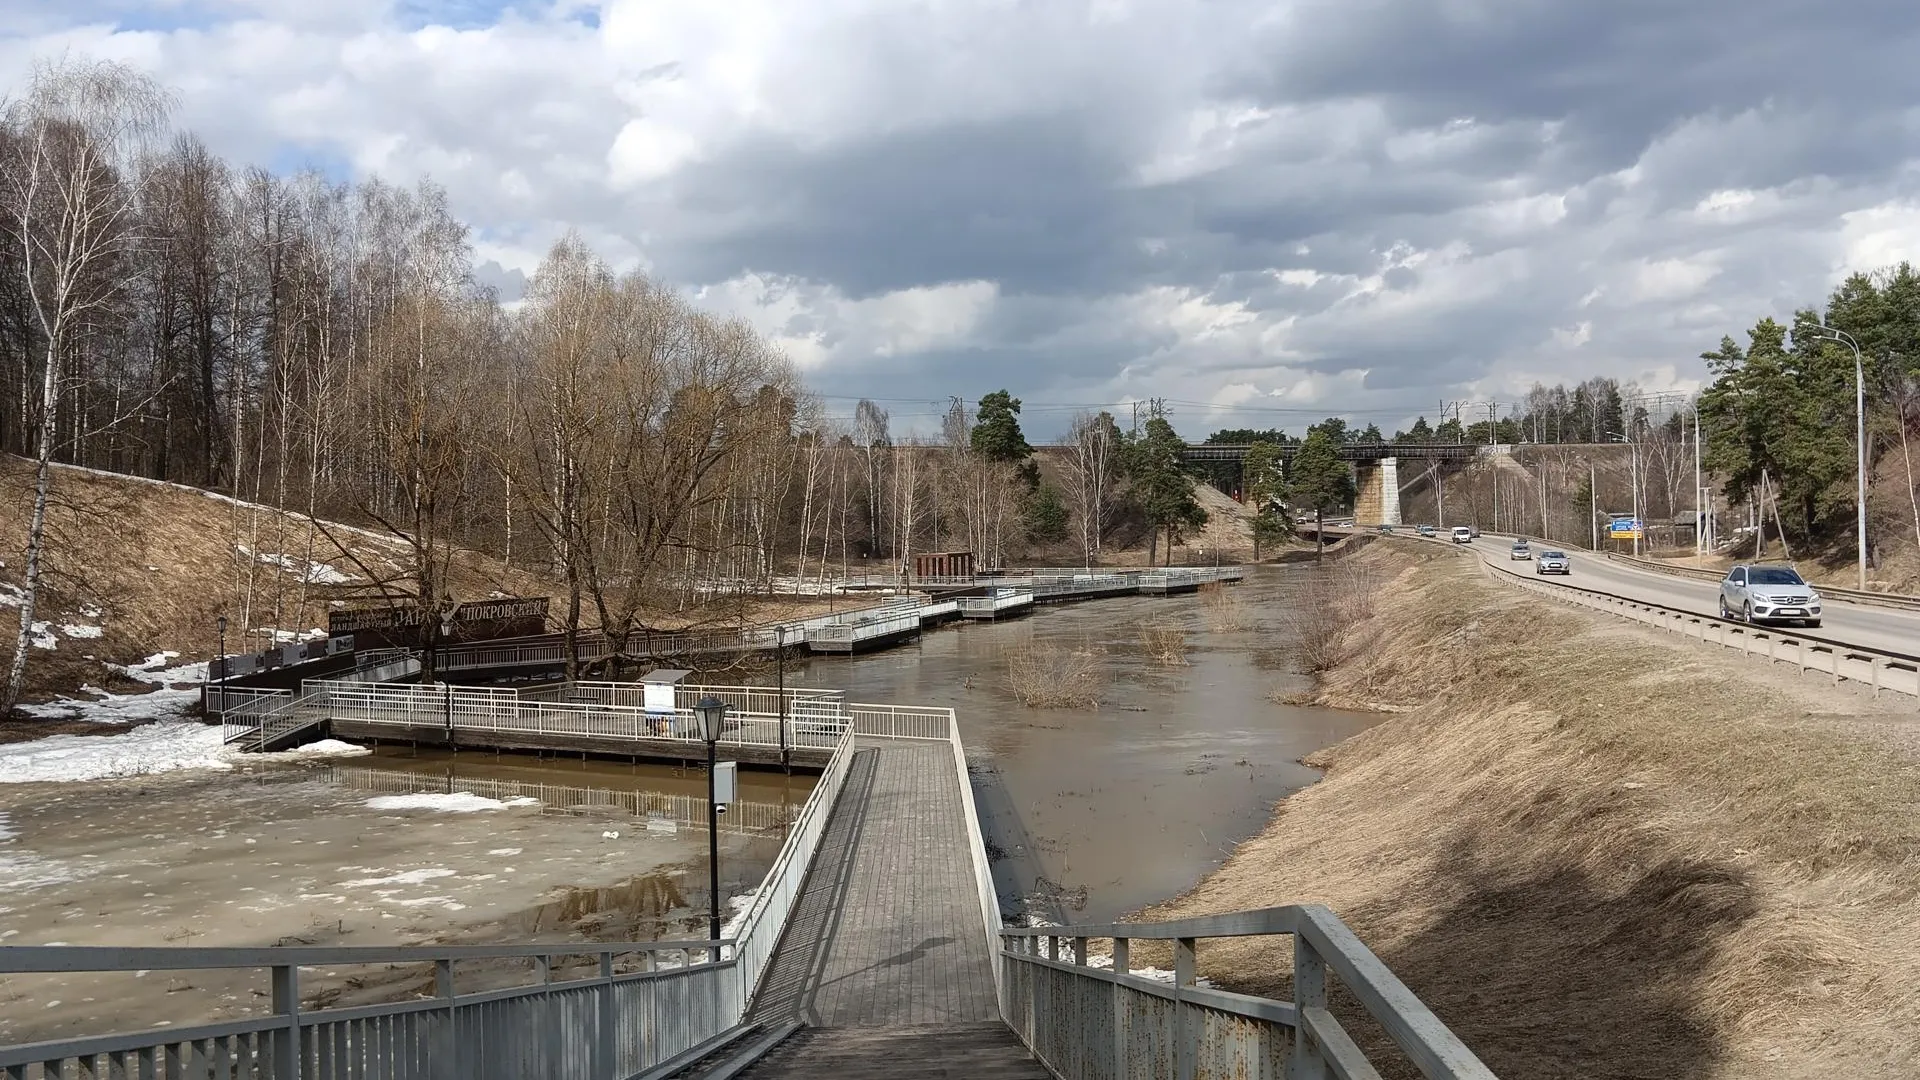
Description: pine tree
1289,429,1354,559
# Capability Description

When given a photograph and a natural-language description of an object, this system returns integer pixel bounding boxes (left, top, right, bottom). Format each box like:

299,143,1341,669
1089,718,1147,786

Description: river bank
1142,544,1920,1079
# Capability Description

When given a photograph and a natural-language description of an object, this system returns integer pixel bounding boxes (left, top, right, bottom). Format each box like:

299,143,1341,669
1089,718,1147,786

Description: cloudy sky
7,0,1920,438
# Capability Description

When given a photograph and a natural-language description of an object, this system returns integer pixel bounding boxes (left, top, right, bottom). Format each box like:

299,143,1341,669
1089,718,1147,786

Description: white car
1509,541,1531,560
1535,550,1570,575
1718,564,1822,628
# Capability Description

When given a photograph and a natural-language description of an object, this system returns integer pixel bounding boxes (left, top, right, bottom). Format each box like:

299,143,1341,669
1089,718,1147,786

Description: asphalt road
1385,529,1920,659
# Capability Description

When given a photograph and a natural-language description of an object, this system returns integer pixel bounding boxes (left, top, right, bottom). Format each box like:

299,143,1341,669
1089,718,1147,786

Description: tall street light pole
1816,326,1868,590
695,696,727,944
1692,401,1704,556
1610,432,1640,556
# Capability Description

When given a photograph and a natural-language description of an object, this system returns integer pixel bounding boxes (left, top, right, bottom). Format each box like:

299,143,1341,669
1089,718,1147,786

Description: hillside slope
2,456,560,706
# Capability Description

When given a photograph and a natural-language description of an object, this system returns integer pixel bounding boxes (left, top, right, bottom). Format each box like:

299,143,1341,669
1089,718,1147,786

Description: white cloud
696,274,999,369
1839,202,1920,272
6,0,1920,437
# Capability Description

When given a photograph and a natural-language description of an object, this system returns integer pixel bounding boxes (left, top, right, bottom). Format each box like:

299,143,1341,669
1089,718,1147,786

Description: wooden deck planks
749,741,999,1029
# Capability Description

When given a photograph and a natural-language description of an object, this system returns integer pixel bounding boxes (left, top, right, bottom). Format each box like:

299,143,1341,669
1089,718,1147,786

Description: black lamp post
775,626,789,774
215,616,227,685
694,695,727,944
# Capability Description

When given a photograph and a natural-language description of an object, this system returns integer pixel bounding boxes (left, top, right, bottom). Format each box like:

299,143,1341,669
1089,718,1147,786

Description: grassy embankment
1142,543,1920,1079
0,457,844,714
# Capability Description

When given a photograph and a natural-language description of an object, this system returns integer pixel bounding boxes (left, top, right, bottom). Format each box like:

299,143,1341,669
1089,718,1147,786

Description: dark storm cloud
660,115,1168,300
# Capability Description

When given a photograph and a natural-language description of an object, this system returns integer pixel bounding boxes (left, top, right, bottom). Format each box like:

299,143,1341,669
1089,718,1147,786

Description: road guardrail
1603,552,1920,613
1380,530,1920,696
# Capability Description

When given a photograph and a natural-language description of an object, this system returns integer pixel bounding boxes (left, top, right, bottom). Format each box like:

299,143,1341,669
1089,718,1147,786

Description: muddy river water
793,566,1374,923
0,565,1368,1040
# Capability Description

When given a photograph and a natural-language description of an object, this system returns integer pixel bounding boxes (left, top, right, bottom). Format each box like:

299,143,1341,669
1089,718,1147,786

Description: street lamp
1609,432,1641,557
774,626,789,775
1814,326,1868,590
694,696,728,944
213,616,227,708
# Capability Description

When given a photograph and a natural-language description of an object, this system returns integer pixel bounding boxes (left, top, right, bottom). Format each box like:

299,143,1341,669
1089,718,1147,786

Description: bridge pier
1353,456,1401,527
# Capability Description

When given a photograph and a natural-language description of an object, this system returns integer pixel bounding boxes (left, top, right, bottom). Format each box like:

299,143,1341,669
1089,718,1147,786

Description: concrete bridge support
1353,456,1402,526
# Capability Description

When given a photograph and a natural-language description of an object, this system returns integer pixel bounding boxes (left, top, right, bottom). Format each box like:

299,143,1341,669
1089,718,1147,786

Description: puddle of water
791,565,1375,924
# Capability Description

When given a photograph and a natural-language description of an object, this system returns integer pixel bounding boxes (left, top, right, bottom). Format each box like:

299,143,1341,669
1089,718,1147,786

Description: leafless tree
2,58,172,714
1062,409,1121,565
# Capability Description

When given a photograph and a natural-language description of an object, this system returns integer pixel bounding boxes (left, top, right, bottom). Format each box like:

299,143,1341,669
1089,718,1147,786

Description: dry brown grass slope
1,456,561,701
1140,545,1920,1080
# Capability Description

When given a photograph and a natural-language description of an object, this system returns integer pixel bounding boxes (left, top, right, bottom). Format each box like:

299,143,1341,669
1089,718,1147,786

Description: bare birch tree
1062,409,1121,566
3,58,172,715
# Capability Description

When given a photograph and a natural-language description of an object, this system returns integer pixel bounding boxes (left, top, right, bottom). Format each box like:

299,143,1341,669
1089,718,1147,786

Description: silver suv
1718,565,1822,627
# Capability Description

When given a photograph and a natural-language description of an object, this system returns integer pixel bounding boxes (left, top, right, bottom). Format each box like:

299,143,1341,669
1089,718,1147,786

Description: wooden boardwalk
749,742,1000,1028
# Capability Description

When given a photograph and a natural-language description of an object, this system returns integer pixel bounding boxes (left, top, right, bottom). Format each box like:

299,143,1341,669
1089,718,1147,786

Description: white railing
958,589,1034,617
805,608,924,648
297,679,854,754
846,703,954,742
948,712,1004,1017
730,730,858,1005
213,689,294,744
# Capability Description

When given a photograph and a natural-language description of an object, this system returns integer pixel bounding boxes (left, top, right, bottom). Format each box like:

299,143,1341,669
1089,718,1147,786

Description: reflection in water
792,564,1377,924
327,750,816,942
516,872,694,939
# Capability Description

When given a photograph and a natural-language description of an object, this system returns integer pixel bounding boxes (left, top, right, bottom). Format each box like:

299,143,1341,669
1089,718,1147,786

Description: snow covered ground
0,726,373,784
16,652,209,726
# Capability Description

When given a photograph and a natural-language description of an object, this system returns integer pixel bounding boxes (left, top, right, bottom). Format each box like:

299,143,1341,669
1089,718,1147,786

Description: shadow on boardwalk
749,742,997,1028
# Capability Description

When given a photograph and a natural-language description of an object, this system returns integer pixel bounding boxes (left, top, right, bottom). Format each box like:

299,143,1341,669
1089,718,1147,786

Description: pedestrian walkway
749,742,998,1028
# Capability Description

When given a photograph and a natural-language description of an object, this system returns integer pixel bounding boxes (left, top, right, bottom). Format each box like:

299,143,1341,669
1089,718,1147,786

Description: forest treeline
0,60,1221,708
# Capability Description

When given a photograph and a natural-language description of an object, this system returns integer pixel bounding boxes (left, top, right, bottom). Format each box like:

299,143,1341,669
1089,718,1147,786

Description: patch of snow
15,683,199,726
112,653,206,686
0,723,231,784
486,848,523,857
363,792,540,814
251,739,371,762
236,544,357,586
1084,953,1214,988
719,888,758,952
29,622,56,650
0,583,23,607
338,868,457,888
60,624,103,639
79,603,102,618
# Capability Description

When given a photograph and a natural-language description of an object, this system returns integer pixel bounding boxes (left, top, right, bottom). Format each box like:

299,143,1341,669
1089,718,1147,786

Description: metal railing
1605,552,1920,612
846,703,955,742
1000,906,1499,1080
215,689,294,744
947,711,1004,1018
729,729,859,1006
957,590,1034,618
299,680,855,753
1488,564,1920,696
806,608,925,649
0,940,739,1080
0,729,863,1080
